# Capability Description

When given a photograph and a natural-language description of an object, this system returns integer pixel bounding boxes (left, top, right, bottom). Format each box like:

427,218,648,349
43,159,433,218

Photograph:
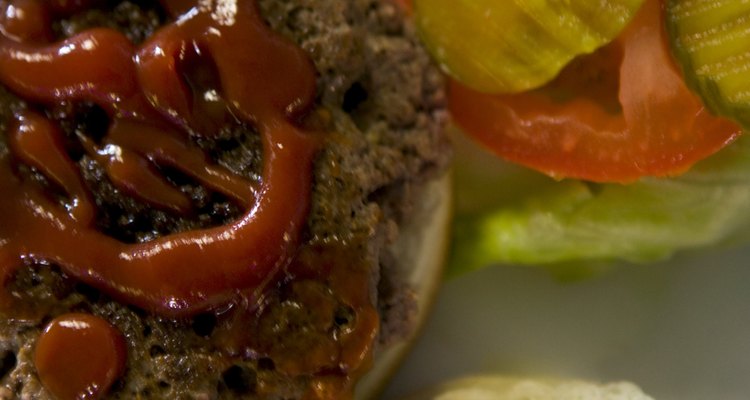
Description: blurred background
384,242,750,400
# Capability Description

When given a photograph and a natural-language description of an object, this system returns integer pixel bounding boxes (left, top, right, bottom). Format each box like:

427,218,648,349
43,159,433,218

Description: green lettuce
449,128,750,277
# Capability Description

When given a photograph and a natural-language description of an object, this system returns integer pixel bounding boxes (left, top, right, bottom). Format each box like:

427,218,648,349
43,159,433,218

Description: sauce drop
34,313,127,400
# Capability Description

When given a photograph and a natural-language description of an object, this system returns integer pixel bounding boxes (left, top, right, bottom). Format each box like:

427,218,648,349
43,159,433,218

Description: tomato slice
449,0,742,183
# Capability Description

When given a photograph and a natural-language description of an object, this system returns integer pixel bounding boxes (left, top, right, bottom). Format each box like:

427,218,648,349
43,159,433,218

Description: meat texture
0,1,448,398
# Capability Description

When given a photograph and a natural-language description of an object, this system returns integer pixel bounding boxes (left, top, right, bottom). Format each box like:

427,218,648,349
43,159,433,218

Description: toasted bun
355,173,453,400
402,376,654,400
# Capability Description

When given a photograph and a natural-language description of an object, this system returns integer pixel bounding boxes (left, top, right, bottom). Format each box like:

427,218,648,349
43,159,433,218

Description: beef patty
0,1,448,399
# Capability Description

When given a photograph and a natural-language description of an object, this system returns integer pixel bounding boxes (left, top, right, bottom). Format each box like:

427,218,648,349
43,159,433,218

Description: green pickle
667,0,750,129
414,0,644,93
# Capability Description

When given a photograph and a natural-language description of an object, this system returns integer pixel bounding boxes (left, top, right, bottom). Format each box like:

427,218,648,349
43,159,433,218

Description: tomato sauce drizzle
0,0,319,317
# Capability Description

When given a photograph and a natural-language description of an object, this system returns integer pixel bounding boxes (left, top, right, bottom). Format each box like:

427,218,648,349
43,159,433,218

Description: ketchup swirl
0,0,319,317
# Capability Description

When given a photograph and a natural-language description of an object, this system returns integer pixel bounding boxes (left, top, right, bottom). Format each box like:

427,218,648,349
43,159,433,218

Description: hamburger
0,0,450,399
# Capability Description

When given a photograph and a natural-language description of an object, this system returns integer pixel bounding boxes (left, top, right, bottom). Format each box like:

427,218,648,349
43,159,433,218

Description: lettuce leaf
450,127,750,276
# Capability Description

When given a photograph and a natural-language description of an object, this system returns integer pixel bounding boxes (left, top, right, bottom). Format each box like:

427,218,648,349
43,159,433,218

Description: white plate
383,243,750,399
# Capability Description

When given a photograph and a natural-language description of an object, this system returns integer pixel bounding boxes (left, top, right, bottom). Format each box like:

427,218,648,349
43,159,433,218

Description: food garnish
667,0,750,129
415,0,644,93
447,0,741,182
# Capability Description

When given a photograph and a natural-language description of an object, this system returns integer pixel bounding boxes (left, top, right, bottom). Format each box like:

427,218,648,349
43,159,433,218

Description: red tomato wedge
449,0,742,182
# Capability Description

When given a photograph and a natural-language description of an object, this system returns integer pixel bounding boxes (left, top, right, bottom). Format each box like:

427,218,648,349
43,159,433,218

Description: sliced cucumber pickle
667,0,750,129
414,0,645,94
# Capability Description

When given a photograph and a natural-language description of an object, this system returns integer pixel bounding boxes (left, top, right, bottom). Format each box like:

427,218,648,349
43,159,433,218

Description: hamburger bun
403,376,654,400
357,173,452,400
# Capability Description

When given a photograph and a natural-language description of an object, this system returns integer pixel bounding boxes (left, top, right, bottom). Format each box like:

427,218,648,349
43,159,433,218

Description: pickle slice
414,0,645,93
667,0,750,129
